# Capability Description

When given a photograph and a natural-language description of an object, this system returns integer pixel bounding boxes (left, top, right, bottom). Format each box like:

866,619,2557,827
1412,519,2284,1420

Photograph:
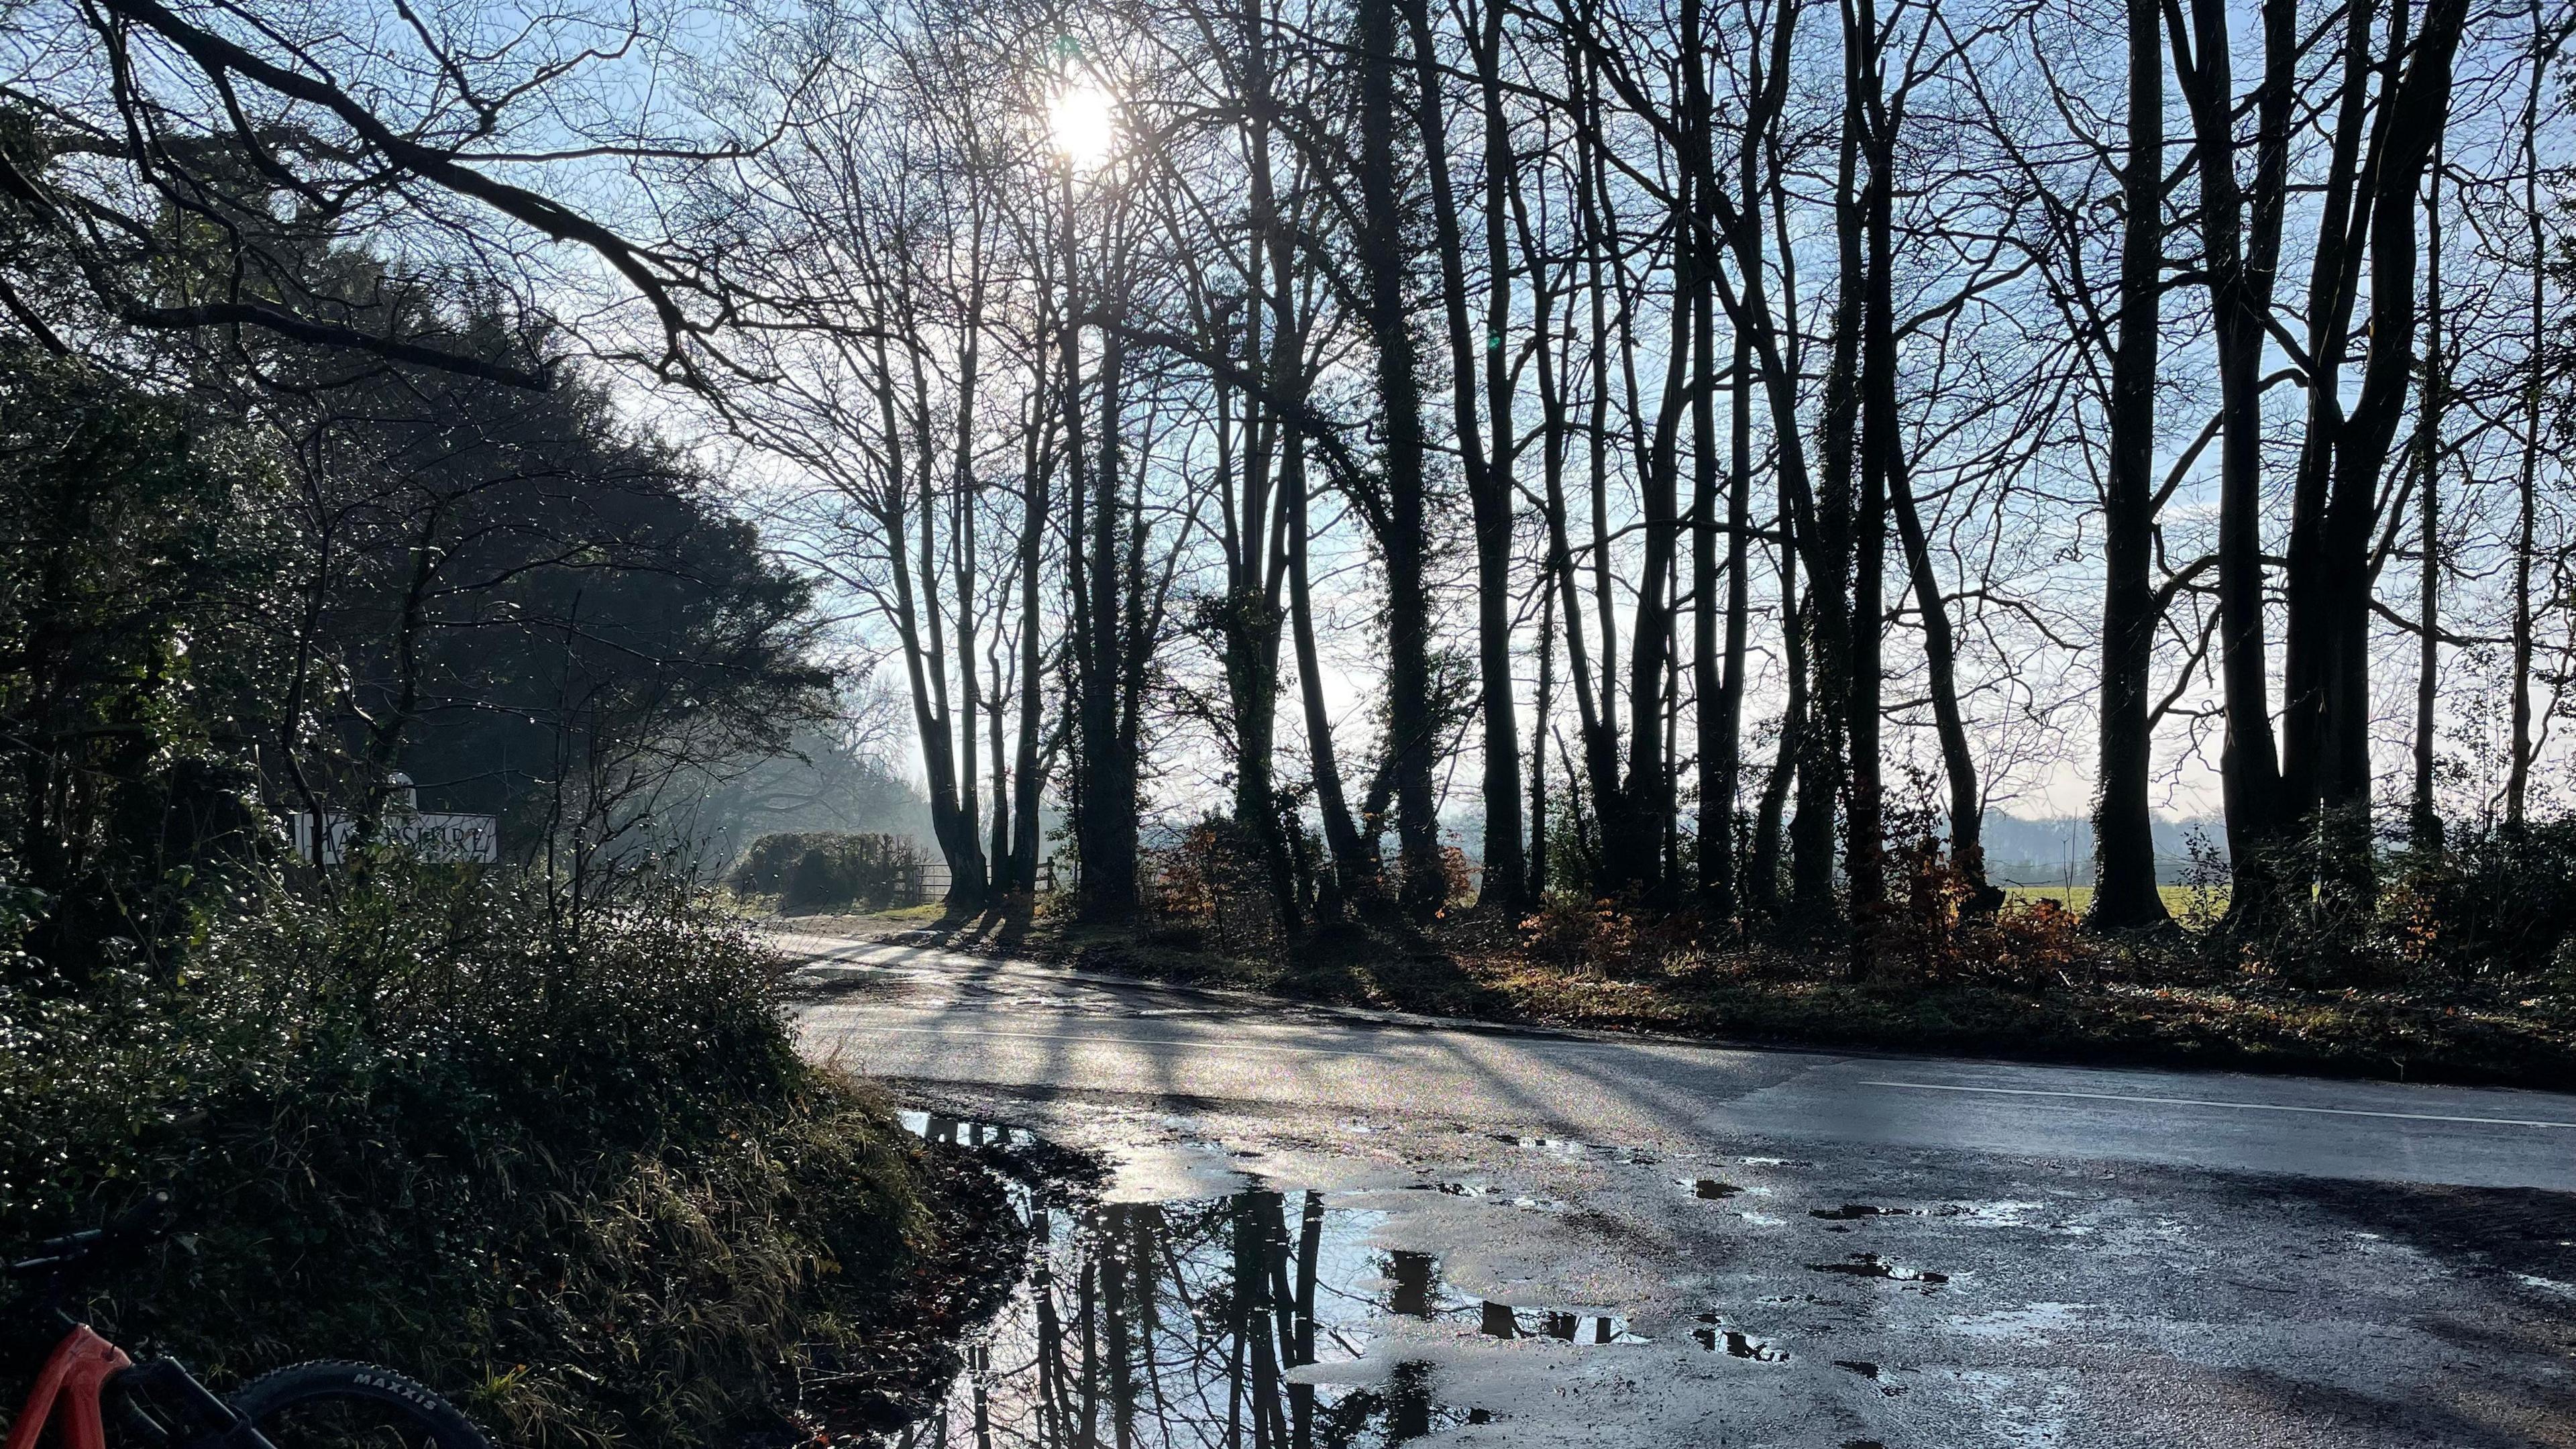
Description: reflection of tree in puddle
889,1183,1629,1446
900,1110,1037,1149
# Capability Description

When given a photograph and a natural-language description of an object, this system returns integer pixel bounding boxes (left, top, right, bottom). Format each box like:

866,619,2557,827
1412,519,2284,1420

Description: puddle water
1468,1299,1649,1344
898,1109,1039,1150
1690,1316,1789,1360
888,1112,1660,1446
1810,1204,1919,1220
1407,1181,1563,1212
1495,1133,1591,1155
1807,1252,1950,1285
1688,1179,1743,1199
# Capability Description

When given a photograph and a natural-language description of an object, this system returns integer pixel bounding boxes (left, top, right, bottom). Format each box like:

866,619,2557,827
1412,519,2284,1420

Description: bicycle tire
224,1361,494,1449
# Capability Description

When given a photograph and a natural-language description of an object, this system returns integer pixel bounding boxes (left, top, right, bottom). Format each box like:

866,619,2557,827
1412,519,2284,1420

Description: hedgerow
0,865,932,1449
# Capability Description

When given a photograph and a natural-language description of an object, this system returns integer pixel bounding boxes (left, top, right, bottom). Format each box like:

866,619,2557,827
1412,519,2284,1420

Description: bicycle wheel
225,1362,494,1449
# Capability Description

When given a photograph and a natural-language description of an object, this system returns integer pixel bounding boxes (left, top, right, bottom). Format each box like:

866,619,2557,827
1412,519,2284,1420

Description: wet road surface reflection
870,1097,2576,1447
901,1109,1039,1150
886,1119,1662,1447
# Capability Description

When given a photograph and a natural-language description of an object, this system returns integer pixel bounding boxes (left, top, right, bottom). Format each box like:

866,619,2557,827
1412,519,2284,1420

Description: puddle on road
885,1112,1666,1446
899,1109,1039,1150
1688,1179,1743,1199
1689,1313,1789,1361
1470,1298,1648,1344
1495,1133,1590,1155
1807,1252,1951,1286
1407,1181,1565,1212
1811,1204,1921,1220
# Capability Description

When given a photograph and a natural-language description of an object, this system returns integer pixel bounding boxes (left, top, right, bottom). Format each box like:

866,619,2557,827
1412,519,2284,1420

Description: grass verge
1,869,1025,1449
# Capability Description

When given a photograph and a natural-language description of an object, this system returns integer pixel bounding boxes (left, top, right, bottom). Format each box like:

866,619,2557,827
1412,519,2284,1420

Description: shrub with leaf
2400,820,2576,976
1141,819,1284,951
0,865,939,1449
732,831,929,913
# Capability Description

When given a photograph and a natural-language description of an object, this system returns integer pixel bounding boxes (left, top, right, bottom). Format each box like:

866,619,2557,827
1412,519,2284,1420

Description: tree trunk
1358,0,1442,917
1572,44,1626,843
1408,0,1521,908
989,655,1010,888
1532,578,1556,897
871,326,982,910
2318,0,2469,902
2091,0,2172,930
1687,0,1729,916
1068,160,1138,920
1752,576,1807,910
949,250,991,906
1012,373,1051,896
1711,321,1753,923
2410,156,2446,855
2508,25,2557,828
1289,431,1372,911
1889,454,1990,909
1849,0,1893,967
1472,0,1527,906
2171,0,2295,923
1529,244,1611,894
1609,156,1690,897
1796,5,1863,930
2279,0,2381,850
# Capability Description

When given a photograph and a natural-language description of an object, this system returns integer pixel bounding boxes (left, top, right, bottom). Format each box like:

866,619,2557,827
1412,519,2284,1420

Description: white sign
292,812,499,865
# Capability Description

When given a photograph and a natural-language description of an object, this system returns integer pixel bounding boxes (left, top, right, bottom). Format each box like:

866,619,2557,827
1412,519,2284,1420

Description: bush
1142,819,1284,951
2186,821,2576,989
2400,820,2576,976
0,865,933,1449
731,831,928,912
1884,836,2083,988
1520,896,1639,972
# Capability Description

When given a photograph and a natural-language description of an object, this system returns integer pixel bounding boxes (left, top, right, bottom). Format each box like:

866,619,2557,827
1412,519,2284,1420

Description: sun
1049,82,1118,170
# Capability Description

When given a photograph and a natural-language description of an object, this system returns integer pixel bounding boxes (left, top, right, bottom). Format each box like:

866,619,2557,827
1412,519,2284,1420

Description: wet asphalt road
782,930,2576,1447
783,931,2576,1192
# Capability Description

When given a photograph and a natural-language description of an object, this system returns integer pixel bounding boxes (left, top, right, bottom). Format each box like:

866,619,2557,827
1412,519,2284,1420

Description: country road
782,929,2576,1448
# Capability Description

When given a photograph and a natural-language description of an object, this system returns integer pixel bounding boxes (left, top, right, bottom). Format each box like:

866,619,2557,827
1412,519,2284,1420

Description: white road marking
1861,1079,2576,1130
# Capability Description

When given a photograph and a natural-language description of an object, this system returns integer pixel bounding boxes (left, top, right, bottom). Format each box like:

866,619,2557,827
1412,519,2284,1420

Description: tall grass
0,865,931,1449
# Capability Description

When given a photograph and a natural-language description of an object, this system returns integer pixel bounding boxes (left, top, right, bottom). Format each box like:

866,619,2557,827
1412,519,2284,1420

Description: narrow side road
783,929,2576,1448
783,930,2576,1191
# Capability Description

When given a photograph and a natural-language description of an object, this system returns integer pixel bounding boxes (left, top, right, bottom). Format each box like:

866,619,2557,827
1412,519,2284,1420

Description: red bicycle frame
5,1326,132,1449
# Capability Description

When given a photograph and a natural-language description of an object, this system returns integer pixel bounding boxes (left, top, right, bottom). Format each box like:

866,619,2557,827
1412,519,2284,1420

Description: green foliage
2159,822,2576,989
733,831,928,913
0,354,275,973
283,353,833,837
0,293,834,985
0,110,922,1449
2396,820,2576,975
0,141,919,1449
0,867,930,1449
